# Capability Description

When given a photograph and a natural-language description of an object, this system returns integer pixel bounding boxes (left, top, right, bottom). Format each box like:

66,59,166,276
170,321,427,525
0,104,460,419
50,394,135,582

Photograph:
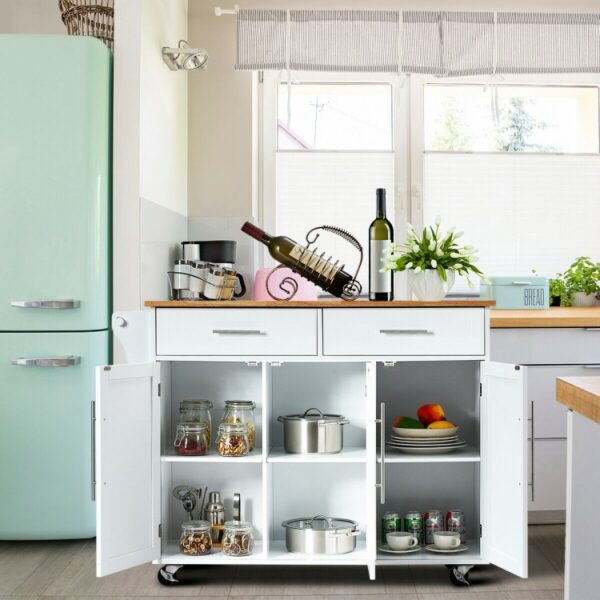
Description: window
271,80,396,290
421,82,600,293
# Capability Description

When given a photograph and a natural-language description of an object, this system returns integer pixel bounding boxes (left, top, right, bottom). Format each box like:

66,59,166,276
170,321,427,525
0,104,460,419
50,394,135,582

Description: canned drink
446,509,466,544
381,512,401,542
424,510,444,545
403,511,423,545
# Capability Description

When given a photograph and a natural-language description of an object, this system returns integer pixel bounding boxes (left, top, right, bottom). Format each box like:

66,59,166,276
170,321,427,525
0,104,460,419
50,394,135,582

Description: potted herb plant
549,275,569,307
562,257,600,307
382,217,486,301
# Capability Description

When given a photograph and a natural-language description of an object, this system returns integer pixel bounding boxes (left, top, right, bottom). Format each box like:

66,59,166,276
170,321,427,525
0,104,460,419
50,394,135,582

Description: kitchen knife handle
375,402,386,504
91,401,96,501
380,329,434,335
11,299,80,309
11,356,81,367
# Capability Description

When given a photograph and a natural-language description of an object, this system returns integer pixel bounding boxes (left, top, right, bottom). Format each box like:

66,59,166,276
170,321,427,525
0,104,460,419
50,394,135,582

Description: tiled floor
0,525,564,600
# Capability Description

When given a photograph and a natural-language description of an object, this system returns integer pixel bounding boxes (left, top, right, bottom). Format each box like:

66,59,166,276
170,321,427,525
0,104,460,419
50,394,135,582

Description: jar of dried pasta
222,520,254,556
179,399,213,442
222,400,256,450
179,520,212,555
215,423,250,457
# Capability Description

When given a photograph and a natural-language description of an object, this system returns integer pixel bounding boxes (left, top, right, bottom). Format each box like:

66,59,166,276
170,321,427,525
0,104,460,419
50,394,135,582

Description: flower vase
408,270,455,301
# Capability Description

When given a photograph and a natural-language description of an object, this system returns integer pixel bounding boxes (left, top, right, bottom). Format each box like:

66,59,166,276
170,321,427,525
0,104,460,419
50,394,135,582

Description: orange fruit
428,420,455,429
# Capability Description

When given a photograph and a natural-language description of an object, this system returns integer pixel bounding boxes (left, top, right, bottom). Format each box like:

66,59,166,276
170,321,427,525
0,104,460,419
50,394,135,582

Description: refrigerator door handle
91,401,96,501
11,356,81,367
10,299,80,309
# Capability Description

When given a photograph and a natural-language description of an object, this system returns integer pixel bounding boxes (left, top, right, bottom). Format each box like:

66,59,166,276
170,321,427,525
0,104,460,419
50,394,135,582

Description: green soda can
403,511,423,546
381,512,401,542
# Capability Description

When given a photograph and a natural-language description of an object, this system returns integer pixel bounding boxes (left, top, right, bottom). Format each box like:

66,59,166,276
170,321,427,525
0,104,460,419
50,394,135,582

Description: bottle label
289,244,340,281
370,240,392,293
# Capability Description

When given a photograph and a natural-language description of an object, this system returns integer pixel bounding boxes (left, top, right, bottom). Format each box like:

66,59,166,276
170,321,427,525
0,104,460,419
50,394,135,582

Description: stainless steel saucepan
282,515,360,555
277,408,349,454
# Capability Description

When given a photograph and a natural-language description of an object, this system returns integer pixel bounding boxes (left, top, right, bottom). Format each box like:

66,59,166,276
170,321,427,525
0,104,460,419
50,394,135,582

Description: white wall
0,0,64,34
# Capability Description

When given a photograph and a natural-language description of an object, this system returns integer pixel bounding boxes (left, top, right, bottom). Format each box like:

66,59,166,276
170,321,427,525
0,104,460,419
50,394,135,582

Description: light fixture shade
162,40,209,71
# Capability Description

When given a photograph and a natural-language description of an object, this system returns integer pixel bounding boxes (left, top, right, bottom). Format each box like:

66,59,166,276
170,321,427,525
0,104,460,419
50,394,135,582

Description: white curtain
235,10,600,75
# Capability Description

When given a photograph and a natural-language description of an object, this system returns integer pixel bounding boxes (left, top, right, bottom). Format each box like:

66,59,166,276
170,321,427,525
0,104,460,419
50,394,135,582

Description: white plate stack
386,426,466,454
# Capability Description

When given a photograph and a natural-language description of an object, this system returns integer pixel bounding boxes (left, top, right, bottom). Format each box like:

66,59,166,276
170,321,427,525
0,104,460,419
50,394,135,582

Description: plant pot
407,270,455,301
550,296,561,307
571,292,600,307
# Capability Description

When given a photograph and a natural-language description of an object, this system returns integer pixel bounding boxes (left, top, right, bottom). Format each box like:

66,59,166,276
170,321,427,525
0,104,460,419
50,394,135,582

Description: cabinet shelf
267,446,367,463
377,539,482,564
161,448,263,463
268,540,370,564
378,444,480,463
161,541,265,564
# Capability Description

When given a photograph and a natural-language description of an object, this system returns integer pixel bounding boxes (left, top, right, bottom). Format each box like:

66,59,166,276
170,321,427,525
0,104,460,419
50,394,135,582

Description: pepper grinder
203,491,225,544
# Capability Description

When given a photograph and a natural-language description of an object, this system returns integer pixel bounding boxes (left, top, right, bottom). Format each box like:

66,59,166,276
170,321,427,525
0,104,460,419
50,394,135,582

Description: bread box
480,276,549,309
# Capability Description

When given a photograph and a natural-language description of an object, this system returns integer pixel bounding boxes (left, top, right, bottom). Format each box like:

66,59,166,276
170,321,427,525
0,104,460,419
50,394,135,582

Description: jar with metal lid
174,422,208,456
179,399,213,442
222,401,256,450
222,520,254,556
215,423,250,457
179,520,213,555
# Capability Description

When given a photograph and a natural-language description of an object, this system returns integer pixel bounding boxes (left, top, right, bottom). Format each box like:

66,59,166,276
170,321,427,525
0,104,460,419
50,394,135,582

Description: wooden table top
490,307,600,328
557,377,600,425
144,299,495,308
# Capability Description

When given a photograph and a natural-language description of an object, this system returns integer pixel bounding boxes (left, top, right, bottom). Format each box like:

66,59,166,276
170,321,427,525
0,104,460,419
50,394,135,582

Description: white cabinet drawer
322,308,485,357
156,308,318,356
529,439,567,512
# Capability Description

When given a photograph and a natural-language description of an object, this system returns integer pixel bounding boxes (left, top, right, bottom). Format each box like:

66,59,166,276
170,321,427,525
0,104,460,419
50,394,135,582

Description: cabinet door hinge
479,382,482,397
246,361,259,367
383,361,396,367
158,523,162,538
158,383,161,397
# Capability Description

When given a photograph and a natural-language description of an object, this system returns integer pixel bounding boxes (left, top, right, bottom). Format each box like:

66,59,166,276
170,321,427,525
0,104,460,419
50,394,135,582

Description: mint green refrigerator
0,36,111,539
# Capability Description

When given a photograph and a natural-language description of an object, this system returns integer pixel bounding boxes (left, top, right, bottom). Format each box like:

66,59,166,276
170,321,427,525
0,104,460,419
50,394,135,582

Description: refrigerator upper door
0,35,111,331
0,330,108,539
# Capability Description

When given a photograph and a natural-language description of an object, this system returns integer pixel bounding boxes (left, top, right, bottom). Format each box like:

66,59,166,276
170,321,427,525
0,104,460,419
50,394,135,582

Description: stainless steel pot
282,515,360,555
277,408,349,454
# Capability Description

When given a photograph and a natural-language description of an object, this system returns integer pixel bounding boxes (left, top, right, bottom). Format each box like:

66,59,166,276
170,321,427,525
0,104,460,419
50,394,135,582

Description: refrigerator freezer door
0,35,111,331
0,330,108,539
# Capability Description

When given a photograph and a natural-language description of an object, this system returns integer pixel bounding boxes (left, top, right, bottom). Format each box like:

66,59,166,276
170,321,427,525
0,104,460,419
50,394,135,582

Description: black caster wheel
157,565,184,586
448,565,472,586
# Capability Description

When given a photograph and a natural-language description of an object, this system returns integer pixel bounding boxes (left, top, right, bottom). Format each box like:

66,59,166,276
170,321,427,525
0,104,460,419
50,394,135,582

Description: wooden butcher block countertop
490,307,600,328
557,377,600,425
145,299,495,308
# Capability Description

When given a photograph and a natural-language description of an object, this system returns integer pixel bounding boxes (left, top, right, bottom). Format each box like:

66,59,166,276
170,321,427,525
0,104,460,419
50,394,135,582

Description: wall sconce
162,40,208,71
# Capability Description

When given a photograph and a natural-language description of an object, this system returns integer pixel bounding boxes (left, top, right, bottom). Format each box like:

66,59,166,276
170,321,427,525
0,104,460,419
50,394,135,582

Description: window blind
236,10,600,75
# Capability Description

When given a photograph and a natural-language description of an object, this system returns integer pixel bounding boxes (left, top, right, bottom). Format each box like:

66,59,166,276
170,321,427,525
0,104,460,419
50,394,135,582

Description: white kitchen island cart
95,300,528,584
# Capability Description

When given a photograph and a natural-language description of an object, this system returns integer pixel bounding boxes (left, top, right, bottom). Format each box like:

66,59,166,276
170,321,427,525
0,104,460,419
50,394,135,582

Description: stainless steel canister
203,491,225,543
277,408,349,454
188,261,208,295
282,515,360,555
171,260,191,291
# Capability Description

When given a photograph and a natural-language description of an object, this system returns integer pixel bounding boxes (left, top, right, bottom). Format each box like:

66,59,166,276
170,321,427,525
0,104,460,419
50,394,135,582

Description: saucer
379,544,421,554
425,544,469,553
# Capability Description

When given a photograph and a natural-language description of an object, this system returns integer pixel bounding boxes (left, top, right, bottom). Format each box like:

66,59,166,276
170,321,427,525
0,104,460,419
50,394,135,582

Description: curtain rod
214,5,239,16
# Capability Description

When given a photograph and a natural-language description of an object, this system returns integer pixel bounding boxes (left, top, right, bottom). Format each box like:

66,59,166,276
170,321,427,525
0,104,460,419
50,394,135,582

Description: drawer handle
11,299,80,309
212,329,266,336
583,365,600,369
379,329,434,335
510,281,531,286
11,356,81,367
584,328,600,332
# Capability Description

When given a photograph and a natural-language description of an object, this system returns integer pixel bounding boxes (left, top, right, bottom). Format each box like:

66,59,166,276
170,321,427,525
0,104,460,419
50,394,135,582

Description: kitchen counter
490,307,600,328
556,376,600,600
145,299,495,308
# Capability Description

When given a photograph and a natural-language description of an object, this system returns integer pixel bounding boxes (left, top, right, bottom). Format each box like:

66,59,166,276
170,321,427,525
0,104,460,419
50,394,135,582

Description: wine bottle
369,188,394,301
241,222,354,298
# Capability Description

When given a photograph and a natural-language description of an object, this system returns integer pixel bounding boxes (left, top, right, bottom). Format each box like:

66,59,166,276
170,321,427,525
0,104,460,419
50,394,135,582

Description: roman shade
235,10,600,75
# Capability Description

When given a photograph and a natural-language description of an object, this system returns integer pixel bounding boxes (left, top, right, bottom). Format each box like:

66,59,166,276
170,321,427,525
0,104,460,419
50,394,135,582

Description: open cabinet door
482,362,528,578
96,363,161,577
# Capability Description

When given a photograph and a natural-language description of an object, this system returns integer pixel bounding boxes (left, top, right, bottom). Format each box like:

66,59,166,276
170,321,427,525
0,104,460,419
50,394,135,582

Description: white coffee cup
433,531,461,549
386,531,419,550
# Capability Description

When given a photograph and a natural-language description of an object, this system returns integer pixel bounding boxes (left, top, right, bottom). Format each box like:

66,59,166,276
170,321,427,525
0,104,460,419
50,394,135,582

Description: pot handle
307,515,334,528
303,408,324,418
327,529,361,538
322,418,350,426
277,415,285,423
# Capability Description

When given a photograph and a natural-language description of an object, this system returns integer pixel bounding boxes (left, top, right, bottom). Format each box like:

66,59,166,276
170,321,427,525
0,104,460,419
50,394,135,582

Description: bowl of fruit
392,403,458,438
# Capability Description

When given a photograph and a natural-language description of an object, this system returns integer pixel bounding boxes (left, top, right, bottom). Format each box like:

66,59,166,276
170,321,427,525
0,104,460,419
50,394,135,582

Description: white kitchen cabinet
97,304,527,581
492,327,600,523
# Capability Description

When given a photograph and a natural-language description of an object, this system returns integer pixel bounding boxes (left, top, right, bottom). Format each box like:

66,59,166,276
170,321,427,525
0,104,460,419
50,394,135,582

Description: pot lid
278,407,346,424
282,515,358,531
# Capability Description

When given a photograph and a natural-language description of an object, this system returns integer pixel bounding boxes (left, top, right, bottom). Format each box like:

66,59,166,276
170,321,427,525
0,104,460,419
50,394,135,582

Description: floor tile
380,565,418,594
241,596,417,600
417,591,563,600
528,525,565,575
229,565,385,596
41,541,235,597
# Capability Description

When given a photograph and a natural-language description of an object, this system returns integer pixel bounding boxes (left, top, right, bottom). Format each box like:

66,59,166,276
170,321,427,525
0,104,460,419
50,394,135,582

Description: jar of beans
222,401,256,450
174,422,208,456
215,423,250,457
179,520,213,555
222,520,254,556
179,399,213,442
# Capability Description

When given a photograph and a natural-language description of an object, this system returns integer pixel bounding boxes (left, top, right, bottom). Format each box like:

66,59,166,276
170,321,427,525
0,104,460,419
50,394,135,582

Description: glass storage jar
215,423,250,457
222,400,256,450
179,520,213,555
179,399,213,442
174,422,208,456
222,520,254,556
